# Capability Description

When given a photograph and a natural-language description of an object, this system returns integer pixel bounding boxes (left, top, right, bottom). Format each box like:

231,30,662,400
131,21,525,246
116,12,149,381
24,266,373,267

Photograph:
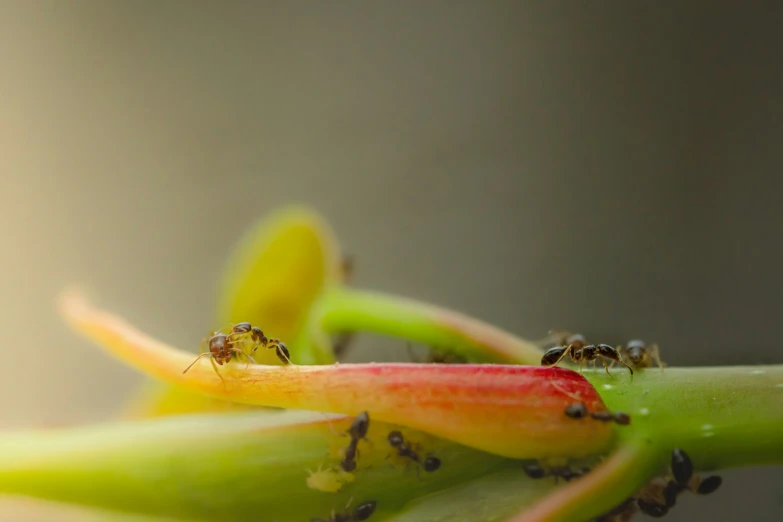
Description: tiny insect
696,475,722,495
522,462,589,483
670,448,694,486
311,500,377,522
564,402,589,419
619,339,664,370
523,463,547,479
550,466,590,483
340,412,371,472
589,409,631,425
387,430,441,473
542,343,633,378
636,498,668,518
182,331,257,382
406,343,467,364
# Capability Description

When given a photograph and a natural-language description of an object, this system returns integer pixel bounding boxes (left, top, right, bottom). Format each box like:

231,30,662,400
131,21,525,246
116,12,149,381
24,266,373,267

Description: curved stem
510,440,663,522
315,287,544,365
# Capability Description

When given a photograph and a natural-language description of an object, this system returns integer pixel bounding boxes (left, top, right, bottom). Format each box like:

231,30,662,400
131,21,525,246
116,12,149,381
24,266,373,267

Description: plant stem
584,365,783,471
315,287,544,364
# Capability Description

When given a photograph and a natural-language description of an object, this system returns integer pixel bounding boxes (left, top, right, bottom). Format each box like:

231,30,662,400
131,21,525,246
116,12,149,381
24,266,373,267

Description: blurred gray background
1,1,782,520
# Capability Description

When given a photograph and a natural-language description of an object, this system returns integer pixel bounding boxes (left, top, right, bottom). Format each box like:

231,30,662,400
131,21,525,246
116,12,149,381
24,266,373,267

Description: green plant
5,206,781,522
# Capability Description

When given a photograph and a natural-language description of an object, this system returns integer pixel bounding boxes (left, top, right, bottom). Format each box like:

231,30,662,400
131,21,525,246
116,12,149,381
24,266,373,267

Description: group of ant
593,448,722,521
337,411,441,475
563,401,631,426
541,333,664,378
310,411,441,522
182,321,291,381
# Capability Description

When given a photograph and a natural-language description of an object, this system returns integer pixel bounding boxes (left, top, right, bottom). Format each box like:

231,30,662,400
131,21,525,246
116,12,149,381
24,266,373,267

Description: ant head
626,339,646,350
340,458,357,472
387,430,404,447
564,402,588,419
349,412,370,439
523,463,546,479
208,334,228,354
353,501,376,521
423,456,441,472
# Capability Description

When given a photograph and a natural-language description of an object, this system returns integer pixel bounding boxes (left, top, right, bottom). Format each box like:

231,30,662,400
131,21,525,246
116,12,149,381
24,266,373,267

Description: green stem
315,287,543,365
585,365,783,471
521,365,783,521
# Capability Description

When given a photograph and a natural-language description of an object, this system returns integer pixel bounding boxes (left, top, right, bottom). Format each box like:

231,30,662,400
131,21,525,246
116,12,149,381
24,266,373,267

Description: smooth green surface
317,287,543,365
0,411,518,522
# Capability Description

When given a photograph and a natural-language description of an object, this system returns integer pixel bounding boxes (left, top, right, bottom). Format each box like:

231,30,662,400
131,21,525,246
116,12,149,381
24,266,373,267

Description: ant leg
209,357,225,385
578,357,585,374
649,343,664,371
606,356,634,380
183,353,210,374
547,346,574,368
598,356,612,375
235,349,257,370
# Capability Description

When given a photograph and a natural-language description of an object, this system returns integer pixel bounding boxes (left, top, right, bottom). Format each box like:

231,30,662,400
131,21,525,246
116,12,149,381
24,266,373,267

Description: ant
311,499,377,522
542,343,633,378
590,409,631,426
618,339,664,370
631,449,723,518
670,448,722,495
340,412,370,472
523,462,590,483
406,342,467,364
387,430,441,474
230,322,292,365
182,330,257,382
332,256,357,360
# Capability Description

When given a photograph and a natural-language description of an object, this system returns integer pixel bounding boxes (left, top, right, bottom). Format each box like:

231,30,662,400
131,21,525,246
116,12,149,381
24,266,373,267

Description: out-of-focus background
1,1,782,521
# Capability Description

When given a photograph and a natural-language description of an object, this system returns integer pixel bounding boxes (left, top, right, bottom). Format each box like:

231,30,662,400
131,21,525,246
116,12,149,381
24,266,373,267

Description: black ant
387,430,441,474
182,331,257,382
229,322,292,365
340,412,370,472
589,409,631,426
406,343,467,364
618,339,664,370
631,449,723,518
311,499,377,522
523,462,590,483
670,448,722,495
542,343,633,378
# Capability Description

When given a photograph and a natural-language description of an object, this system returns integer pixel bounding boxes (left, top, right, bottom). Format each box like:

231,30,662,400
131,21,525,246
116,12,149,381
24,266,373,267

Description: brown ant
182,331,257,382
311,499,377,522
618,339,664,370
387,430,441,474
542,343,633,378
229,322,292,365
340,412,370,472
